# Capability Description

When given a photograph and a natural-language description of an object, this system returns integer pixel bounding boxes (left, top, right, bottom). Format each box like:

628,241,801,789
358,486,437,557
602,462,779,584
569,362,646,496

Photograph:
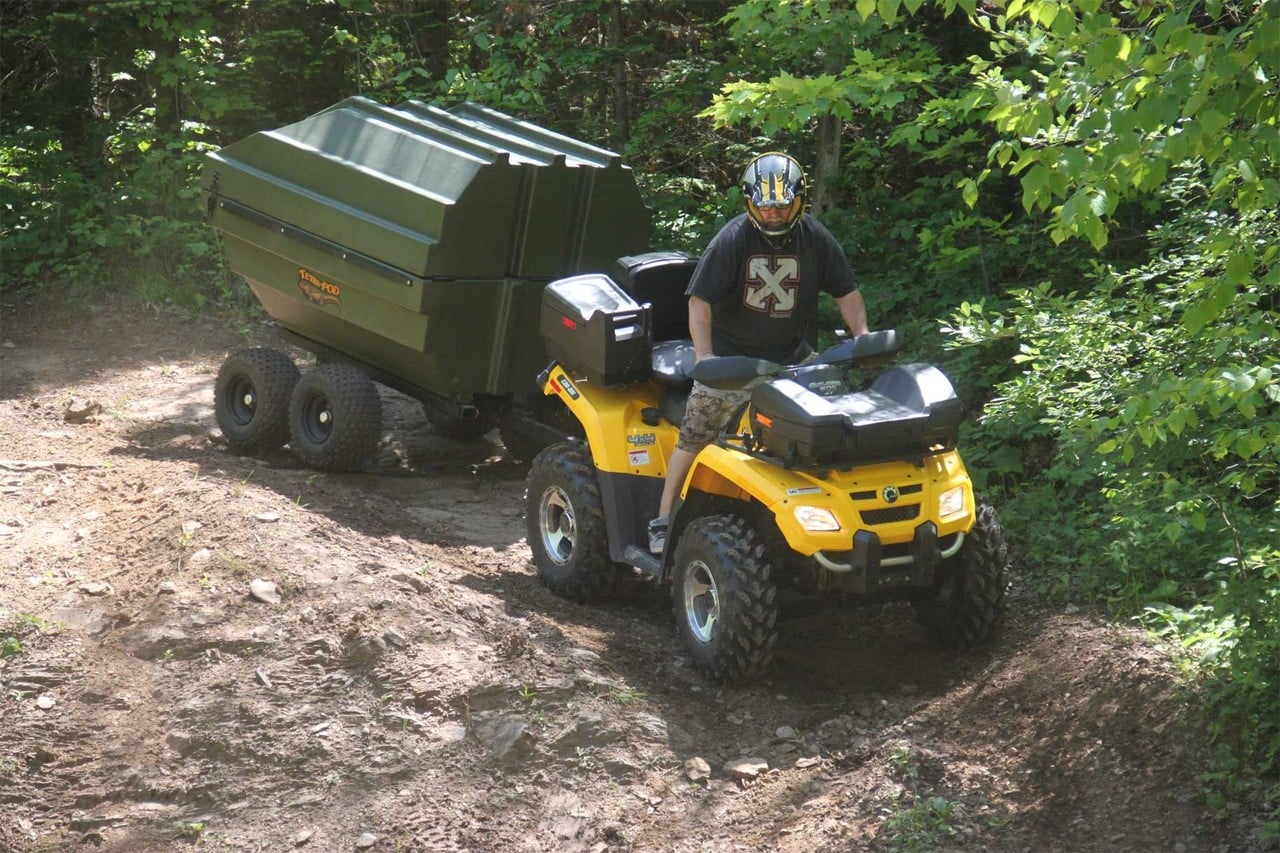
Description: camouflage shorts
677,382,751,452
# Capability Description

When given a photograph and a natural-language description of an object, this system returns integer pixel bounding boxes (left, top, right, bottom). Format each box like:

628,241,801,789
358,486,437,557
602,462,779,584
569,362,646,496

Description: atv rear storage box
203,96,651,414
540,274,652,386
750,364,964,467
612,252,697,342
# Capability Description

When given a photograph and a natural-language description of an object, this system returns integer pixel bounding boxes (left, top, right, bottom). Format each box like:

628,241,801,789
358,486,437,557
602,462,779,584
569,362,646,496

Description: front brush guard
811,522,965,596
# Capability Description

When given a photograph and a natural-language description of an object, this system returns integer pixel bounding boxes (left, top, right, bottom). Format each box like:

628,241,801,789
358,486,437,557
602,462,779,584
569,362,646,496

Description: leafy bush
944,179,1280,786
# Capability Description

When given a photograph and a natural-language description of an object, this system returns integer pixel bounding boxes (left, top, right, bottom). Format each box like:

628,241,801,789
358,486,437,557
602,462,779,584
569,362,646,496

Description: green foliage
704,1,936,133
438,16,555,115
969,0,1279,292
944,173,1279,781
882,794,964,851
0,613,51,659
2,126,233,310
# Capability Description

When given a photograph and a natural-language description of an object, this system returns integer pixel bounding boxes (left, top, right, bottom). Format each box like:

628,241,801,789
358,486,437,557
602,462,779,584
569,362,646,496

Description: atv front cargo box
750,364,964,467
203,96,651,410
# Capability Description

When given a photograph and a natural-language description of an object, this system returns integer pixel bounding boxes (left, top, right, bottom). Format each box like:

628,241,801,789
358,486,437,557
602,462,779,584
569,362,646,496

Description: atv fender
679,445,856,556
539,363,672,477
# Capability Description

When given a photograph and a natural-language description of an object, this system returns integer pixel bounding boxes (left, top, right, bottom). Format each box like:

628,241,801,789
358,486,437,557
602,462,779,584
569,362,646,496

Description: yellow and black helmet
742,152,806,238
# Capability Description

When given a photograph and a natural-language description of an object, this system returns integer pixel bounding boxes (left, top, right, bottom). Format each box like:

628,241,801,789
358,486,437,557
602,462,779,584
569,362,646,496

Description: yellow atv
524,256,1008,683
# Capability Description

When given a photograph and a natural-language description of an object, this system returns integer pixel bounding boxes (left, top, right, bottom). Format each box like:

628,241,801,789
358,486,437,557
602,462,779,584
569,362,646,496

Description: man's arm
688,295,714,361
836,289,869,336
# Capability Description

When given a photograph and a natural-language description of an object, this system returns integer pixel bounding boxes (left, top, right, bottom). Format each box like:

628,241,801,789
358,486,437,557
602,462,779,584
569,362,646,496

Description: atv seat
651,339,695,388
651,339,695,427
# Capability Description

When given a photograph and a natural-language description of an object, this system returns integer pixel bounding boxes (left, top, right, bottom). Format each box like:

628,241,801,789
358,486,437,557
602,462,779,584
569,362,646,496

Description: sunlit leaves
969,0,1279,250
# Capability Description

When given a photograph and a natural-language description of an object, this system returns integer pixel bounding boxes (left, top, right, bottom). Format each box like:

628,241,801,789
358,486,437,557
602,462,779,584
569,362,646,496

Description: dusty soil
0,298,1271,852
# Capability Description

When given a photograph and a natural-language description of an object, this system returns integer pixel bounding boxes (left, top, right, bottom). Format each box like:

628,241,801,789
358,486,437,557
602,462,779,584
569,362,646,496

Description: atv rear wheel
914,502,1009,647
525,443,626,602
214,347,300,454
288,364,382,471
671,514,778,684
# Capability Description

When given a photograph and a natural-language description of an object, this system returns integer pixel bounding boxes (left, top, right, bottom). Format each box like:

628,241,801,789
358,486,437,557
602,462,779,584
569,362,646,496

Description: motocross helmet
742,152,806,239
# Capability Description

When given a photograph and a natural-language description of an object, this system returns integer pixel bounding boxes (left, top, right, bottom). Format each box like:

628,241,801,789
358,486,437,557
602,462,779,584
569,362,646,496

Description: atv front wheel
288,364,382,471
671,514,779,683
525,443,626,602
914,502,1009,647
214,347,300,454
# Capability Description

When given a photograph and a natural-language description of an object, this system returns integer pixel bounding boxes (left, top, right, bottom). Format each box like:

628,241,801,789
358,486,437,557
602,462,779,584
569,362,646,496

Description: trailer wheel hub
224,377,259,426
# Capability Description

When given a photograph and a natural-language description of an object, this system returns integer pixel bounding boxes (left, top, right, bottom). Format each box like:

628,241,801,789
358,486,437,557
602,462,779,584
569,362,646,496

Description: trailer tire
526,443,626,602
672,514,779,684
914,502,1009,648
425,406,500,441
288,365,382,472
214,347,300,454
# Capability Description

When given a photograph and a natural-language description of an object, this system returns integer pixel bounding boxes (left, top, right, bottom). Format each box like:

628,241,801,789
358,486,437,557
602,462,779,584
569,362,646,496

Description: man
648,151,869,554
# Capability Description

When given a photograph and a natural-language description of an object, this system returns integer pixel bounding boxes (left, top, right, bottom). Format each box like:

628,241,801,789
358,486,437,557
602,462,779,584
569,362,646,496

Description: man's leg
648,383,747,554
659,447,696,519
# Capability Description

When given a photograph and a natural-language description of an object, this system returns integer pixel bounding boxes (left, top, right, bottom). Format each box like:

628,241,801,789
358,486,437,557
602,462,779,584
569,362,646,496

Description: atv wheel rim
682,560,720,643
226,376,257,426
299,393,333,443
538,486,575,565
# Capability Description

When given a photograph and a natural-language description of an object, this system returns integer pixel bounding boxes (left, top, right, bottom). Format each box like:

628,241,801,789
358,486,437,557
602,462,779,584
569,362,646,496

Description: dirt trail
0,301,1268,852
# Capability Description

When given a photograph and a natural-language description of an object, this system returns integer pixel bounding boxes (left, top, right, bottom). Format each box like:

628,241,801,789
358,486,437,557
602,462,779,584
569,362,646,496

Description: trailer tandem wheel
288,364,382,472
214,347,300,454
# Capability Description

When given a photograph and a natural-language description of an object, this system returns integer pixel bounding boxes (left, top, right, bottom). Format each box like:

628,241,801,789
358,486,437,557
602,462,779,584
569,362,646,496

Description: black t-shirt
684,213,857,363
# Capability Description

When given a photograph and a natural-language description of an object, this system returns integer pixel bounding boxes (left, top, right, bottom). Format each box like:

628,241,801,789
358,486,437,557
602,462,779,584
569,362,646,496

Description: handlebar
688,330,903,389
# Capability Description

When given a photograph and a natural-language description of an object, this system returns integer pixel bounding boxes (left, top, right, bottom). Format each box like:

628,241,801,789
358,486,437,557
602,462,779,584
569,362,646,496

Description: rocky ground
0,298,1273,852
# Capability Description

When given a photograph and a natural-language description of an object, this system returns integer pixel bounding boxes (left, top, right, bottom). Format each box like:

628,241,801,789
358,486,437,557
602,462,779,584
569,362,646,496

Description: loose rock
724,758,769,780
684,756,711,782
63,399,102,423
355,831,377,848
250,579,282,605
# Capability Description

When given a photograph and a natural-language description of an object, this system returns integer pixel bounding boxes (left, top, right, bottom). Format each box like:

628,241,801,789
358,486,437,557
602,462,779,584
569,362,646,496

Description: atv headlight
794,506,841,532
939,486,967,521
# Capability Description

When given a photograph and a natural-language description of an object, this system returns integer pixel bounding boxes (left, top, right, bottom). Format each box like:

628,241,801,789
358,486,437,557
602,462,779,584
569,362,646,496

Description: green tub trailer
204,96,669,470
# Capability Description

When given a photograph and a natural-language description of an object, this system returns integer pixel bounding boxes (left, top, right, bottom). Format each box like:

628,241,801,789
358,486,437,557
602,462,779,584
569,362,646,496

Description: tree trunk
411,0,450,85
811,113,841,216
809,42,850,216
150,23,181,139
610,1,629,147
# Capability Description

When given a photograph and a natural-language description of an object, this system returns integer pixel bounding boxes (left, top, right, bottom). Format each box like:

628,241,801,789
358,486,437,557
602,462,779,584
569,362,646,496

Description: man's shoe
647,516,668,555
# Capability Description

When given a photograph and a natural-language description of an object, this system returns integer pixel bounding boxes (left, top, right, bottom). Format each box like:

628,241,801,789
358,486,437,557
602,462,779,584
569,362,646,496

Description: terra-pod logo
298,269,341,307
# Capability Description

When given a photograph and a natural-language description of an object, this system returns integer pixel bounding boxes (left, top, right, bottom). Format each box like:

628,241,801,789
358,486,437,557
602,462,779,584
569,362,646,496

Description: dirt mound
0,301,1269,851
